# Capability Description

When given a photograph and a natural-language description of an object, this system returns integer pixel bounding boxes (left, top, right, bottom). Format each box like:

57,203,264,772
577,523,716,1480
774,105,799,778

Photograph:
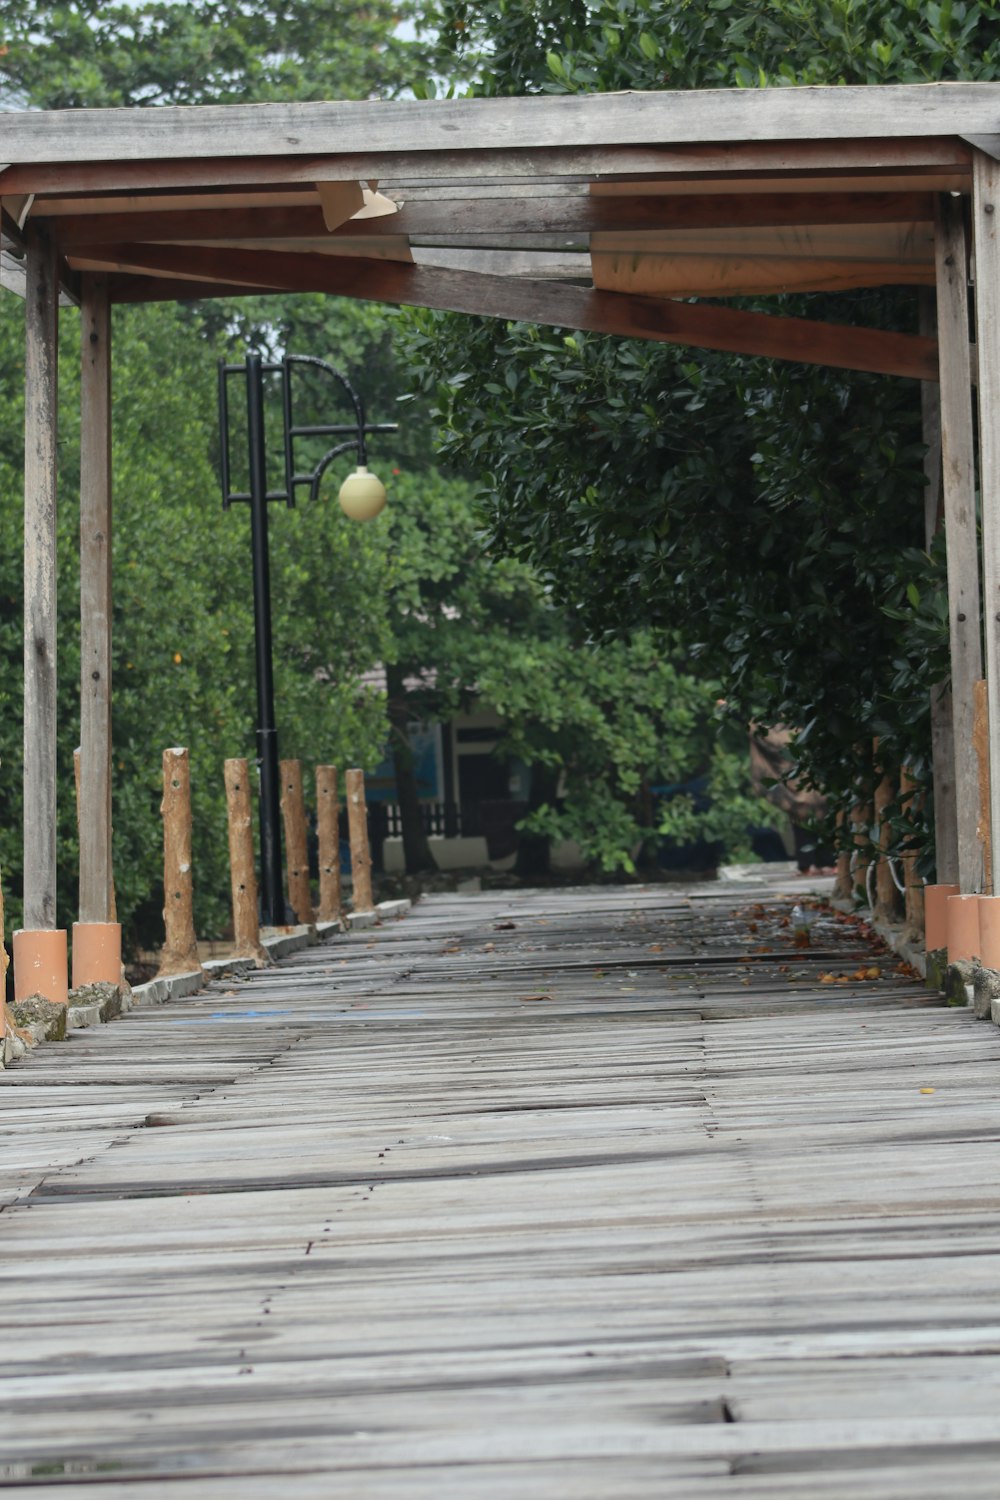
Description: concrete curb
829,897,929,980
3,897,414,1069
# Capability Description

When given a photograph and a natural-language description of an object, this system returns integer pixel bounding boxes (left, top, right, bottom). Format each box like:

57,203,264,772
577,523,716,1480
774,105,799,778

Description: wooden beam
78,274,114,925
0,136,971,198
22,226,60,931
972,149,1000,885
0,87,991,167
47,190,937,249
920,287,960,885
935,196,983,891
94,241,940,381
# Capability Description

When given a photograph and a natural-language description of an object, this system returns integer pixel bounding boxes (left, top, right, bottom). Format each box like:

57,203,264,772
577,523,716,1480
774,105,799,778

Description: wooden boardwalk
3,880,1000,1498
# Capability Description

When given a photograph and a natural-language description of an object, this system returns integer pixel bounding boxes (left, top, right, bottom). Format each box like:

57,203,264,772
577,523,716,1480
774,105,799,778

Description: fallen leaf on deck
920,1087,936,1095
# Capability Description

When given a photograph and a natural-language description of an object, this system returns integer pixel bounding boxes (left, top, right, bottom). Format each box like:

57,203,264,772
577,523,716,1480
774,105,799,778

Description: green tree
0,1,422,948
403,0,985,870
0,0,429,109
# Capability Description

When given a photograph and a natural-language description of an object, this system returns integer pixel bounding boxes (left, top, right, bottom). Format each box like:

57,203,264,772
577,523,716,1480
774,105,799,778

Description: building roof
2,83,996,377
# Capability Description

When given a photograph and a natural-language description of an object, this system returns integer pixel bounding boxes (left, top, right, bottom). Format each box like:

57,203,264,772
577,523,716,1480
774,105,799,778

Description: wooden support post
78,274,115,926
900,766,926,937
316,765,343,923
345,768,375,914
224,758,269,965
921,288,960,886
974,679,993,895
279,758,312,925
156,747,202,976
935,195,983,891
971,152,1000,893
22,226,60,935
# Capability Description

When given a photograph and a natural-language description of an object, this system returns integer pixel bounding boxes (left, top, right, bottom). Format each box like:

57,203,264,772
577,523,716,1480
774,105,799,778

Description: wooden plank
0,136,973,198
46,191,938,248
3,882,1000,1497
77,274,113,925
0,86,993,167
935,194,984,891
85,242,942,381
21,225,60,931
971,150,1000,878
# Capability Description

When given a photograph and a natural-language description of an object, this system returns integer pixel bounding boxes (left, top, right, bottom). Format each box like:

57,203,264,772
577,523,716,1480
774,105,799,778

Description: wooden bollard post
345,768,375,914
157,747,202,977
851,799,873,901
832,810,852,901
224,759,269,965
900,765,925,937
873,741,900,922
316,765,343,923
280,759,313,925
975,679,993,894
1,865,8,1042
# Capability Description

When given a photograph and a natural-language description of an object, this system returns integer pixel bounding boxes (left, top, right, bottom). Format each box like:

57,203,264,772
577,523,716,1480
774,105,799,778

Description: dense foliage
400,0,984,869
0,0,429,108
0,0,778,951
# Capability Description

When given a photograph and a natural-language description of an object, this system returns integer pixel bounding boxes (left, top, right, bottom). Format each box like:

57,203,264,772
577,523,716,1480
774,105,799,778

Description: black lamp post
218,353,397,926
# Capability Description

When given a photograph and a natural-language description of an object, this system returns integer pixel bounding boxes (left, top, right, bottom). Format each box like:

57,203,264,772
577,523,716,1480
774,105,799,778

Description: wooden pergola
1,82,998,995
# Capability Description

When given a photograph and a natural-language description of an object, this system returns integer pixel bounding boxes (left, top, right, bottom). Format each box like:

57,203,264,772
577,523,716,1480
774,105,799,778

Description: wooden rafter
45,190,938,249
0,136,971,198
89,241,940,381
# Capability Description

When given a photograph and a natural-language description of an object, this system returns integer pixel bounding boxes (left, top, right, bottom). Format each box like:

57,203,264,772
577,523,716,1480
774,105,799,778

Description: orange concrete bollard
13,927,68,1005
72,921,122,989
978,894,1000,970
924,883,960,952
947,893,981,965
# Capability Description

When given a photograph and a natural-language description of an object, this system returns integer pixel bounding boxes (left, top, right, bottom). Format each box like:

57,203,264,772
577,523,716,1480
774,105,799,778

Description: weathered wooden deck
3,880,1000,1498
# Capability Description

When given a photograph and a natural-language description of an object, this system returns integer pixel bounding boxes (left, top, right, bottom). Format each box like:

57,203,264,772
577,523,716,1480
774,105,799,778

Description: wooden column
316,765,343,923
935,195,983,891
921,287,960,886
22,226,60,932
345,768,375,914
280,758,312,925
974,679,993,894
157,747,202,976
224,758,268,964
972,152,1000,887
79,274,114,924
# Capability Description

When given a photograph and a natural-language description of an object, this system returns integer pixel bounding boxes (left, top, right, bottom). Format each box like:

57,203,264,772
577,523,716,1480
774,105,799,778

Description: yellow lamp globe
338,465,387,521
